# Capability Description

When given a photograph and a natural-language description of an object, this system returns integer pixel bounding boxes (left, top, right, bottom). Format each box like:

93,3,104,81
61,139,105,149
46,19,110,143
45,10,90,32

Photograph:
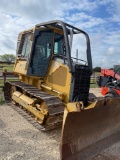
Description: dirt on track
0,88,120,160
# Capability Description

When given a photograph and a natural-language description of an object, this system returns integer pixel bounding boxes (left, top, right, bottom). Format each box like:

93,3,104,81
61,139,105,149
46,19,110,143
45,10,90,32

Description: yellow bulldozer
3,20,120,160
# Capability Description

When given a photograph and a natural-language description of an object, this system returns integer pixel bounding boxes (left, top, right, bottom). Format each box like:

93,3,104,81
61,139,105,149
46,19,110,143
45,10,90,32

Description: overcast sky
0,0,120,68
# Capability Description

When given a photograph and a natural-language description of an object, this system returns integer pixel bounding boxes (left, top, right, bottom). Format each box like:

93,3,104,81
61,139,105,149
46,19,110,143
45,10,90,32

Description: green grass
0,63,15,105
0,79,3,86
90,79,96,84
0,87,4,105
90,78,99,88
90,83,98,88
0,63,15,88
0,64,14,72
92,72,101,76
0,87,3,92
0,96,4,105
90,72,100,88
0,79,18,88
0,63,14,66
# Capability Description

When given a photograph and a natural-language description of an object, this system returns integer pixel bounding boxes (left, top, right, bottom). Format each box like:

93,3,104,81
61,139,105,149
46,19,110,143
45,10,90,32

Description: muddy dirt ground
0,88,120,160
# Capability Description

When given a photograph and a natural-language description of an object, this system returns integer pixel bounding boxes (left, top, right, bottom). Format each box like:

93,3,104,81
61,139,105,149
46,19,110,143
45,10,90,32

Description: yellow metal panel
48,66,67,86
13,91,36,105
20,94,35,105
14,60,27,75
66,102,84,112
13,91,22,97
45,60,71,103
48,61,61,73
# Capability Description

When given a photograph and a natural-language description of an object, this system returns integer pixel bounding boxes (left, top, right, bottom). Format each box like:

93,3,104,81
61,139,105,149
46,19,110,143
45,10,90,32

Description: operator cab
16,21,92,77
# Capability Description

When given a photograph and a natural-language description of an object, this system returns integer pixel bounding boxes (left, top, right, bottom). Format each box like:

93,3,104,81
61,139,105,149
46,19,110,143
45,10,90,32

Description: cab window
54,33,64,56
21,34,31,58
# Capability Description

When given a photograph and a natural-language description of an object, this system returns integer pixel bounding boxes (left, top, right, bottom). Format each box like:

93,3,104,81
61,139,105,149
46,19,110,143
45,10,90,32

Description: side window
54,42,58,54
54,33,64,55
21,34,31,58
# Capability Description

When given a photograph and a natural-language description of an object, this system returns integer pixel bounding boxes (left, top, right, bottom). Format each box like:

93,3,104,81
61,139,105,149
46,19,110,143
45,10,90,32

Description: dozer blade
61,98,120,160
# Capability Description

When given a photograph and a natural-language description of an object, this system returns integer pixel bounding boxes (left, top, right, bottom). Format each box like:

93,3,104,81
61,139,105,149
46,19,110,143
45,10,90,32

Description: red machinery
97,65,120,97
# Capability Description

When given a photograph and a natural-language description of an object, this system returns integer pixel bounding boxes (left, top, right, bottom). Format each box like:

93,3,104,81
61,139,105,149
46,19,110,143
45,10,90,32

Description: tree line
0,54,15,62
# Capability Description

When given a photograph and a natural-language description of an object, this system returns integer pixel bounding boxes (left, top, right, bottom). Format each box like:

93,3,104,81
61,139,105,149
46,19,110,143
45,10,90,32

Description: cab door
27,29,54,77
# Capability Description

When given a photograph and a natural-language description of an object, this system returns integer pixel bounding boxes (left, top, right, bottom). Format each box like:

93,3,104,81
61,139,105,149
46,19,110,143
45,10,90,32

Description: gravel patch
0,105,61,160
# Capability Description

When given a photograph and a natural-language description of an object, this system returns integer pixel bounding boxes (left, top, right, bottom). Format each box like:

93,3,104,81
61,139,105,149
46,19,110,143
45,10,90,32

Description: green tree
93,67,101,72
0,54,15,62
